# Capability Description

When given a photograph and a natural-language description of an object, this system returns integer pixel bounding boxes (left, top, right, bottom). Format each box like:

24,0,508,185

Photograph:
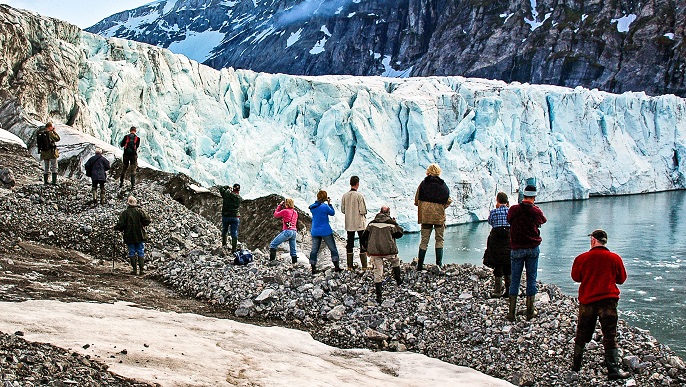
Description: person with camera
269,198,299,265
308,190,341,274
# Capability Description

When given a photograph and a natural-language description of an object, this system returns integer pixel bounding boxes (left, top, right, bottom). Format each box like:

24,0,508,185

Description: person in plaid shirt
483,192,511,298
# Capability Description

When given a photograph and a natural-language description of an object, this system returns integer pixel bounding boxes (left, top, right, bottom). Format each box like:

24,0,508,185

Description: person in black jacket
361,206,404,304
114,196,151,275
84,148,111,205
119,126,140,189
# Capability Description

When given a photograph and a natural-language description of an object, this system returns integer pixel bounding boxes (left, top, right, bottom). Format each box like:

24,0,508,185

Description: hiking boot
51,172,57,185
374,282,383,304
392,266,403,285
360,252,368,270
346,253,354,270
417,249,427,271
605,348,630,380
572,344,584,372
506,295,517,321
435,248,443,267
129,257,137,275
526,295,538,320
490,276,503,298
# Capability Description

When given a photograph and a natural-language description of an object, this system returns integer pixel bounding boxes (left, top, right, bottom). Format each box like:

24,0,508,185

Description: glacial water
396,190,686,358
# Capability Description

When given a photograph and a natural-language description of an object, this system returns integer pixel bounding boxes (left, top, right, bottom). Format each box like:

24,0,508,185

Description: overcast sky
0,0,152,28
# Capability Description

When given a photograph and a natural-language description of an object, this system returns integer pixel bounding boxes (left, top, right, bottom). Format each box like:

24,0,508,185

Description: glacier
1,5,685,232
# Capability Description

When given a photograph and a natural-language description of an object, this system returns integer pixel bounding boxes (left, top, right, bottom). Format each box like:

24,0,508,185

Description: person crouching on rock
84,148,110,205
308,190,341,274
483,192,511,298
360,206,404,304
114,195,151,275
269,198,299,265
571,229,629,380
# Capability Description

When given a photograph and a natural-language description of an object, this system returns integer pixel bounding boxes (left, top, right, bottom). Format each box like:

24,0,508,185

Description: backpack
36,130,52,152
85,163,92,177
123,134,138,155
233,249,254,265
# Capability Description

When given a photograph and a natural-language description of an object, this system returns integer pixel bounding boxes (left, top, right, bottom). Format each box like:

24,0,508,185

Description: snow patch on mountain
612,14,637,33
168,30,225,62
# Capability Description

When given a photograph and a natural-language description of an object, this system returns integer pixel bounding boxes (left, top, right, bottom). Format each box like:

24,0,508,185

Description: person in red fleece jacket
571,229,629,380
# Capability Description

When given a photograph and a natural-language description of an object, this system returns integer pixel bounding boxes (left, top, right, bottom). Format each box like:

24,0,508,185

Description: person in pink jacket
269,198,299,264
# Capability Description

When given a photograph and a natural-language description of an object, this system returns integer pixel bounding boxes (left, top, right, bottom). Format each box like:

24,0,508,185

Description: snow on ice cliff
0,4,685,231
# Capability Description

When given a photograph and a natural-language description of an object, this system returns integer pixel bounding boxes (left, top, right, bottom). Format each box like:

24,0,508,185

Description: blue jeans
127,242,145,258
270,229,297,257
309,234,339,265
509,246,539,296
222,216,240,238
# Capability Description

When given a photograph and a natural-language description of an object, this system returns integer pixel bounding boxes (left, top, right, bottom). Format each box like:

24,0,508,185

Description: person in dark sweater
219,183,243,253
571,229,629,380
114,196,151,275
506,184,547,321
84,148,110,205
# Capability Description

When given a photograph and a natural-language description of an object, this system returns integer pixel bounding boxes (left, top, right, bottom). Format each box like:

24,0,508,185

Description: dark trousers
346,230,366,253
575,298,619,350
493,263,511,277
121,154,137,179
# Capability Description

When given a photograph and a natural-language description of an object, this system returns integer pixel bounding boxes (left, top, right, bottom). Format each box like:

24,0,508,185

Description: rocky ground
1,139,685,386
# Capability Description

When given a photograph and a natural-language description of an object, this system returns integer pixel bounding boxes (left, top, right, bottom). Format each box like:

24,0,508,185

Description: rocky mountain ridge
86,0,686,97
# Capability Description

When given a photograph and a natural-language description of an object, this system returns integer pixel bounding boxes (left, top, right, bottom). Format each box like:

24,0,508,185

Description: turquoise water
396,190,686,358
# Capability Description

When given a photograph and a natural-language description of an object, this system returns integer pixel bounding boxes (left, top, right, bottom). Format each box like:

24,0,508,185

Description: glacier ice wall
1,5,685,231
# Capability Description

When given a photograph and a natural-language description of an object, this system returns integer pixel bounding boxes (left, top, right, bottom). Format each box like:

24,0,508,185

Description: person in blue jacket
308,190,342,274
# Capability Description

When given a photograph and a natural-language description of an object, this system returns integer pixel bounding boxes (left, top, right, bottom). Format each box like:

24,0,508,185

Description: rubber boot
605,348,630,380
311,264,318,274
43,174,48,184
119,175,124,188
374,282,383,304
130,174,135,189
360,252,368,270
231,237,237,253
417,249,427,271
91,188,98,204
572,344,584,372
346,253,354,270
137,256,145,275
490,276,503,298
526,295,538,320
506,295,517,321
269,248,277,261
221,233,227,247
291,256,298,264
99,187,106,204
392,266,403,285
129,257,137,275
435,248,443,267
51,172,57,185
333,260,343,273
502,276,511,299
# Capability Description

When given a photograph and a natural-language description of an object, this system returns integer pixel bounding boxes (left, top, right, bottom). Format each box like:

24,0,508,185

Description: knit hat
522,185,537,197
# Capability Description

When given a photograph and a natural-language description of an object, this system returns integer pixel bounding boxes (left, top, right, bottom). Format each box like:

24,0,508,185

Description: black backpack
233,249,254,265
123,134,138,155
36,130,52,152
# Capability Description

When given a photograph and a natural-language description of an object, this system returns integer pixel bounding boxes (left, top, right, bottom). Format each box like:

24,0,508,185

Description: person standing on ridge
269,198,299,265
114,195,151,275
308,190,342,274
219,183,243,253
36,122,60,185
84,148,111,205
341,175,368,270
571,229,630,380
119,126,140,189
506,184,547,321
483,192,511,298
360,206,404,304
414,163,452,270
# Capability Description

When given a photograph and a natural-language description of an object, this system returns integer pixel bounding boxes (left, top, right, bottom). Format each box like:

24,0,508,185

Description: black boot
43,174,48,184
506,295,517,321
129,257,137,275
417,249,427,271
360,252,368,270
130,174,135,189
51,172,57,185
137,256,145,275
572,344,584,372
435,248,443,267
346,253,354,270
605,348,630,380
333,260,343,272
221,233,227,248
526,295,538,320
119,176,124,188
392,266,403,285
502,275,511,298
311,264,318,274
291,256,298,264
374,282,383,304
231,237,238,253
269,248,277,261
490,276,503,298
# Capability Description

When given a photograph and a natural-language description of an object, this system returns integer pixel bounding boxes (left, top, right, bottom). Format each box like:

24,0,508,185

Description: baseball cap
588,229,608,243
522,185,537,197
233,183,241,191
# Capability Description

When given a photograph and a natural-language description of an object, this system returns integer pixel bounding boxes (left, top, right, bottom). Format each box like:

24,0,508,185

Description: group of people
483,186,629,379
